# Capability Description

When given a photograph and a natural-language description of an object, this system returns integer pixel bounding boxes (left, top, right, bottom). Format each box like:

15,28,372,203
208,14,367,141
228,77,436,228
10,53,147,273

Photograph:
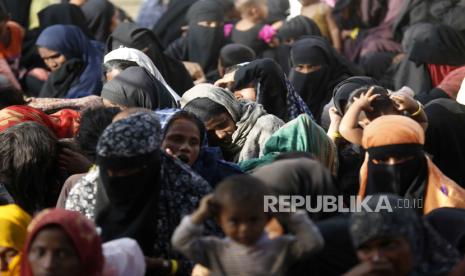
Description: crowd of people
1,0,465,275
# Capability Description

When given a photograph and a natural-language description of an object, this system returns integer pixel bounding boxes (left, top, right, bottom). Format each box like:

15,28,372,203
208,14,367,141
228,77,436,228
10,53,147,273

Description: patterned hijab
350,194,460,275
21,208,104,276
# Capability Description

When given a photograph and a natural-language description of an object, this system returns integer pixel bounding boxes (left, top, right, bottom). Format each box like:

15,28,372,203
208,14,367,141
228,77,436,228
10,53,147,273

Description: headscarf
102,238,146,276
349,194,460,276
21,208,104,276
266,0,290,23
37,4,93,37
289,36,356,122
181,84,282,162
81,0,116,42
185,0,225,73
277,15,322,42
332,76,379,115
437,66,465,99
95,112,162,255
103,47,180,101
219,44,256,69
426,208,465,255
253,158,337,220
0,105,79,138
107,22,193,94
359,115,465,214
101,67,177,110
0,204,31,276
239,114,338,174
36,25,104,98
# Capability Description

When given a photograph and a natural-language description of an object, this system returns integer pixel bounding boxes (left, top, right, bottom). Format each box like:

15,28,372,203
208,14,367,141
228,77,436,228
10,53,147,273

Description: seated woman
358,115,465,214
101,67,178,110
103,47,180,101
180,83,284,162
346,194,460,276
36,24,104,98
161,110,243,187
215,58,312,122
0,204,31,276
20,208,104,276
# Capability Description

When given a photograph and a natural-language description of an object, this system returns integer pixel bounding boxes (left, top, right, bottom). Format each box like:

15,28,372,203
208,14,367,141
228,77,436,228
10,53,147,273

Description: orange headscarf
0,105,79,138
359,115,465,214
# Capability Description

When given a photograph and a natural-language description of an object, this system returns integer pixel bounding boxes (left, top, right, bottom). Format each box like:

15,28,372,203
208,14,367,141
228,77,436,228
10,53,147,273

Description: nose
40,251,57,271
215,130,228,140
179,141,191,153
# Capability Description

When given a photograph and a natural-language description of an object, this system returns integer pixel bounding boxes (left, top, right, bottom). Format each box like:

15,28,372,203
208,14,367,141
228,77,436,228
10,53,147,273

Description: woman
81,0,117,42
20,208,104,276
239,114,338,174
65,112,214,274
161,110,243,187
36,25,104,98
358,115,465,214
103,47,180,101
106,22,193,94
347,194,460,276
0,122,61,214
101,67,177,110
181,83,284,162
289,36,357,122
0,105,79,138
0,204,31,276
277,15,322,44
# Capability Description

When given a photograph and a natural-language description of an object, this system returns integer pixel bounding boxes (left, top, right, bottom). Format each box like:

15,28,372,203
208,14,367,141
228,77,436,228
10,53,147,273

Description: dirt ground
111,0,142,19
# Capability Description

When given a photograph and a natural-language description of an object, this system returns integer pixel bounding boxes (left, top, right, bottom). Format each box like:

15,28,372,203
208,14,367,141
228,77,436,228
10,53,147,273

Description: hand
183,61,206,83
59,148,92,175
329,106,342,124
341,29,353,39
343,260,395,276
352,87,379,112
191,194,216,224
390,94,419,114
214,70,236,89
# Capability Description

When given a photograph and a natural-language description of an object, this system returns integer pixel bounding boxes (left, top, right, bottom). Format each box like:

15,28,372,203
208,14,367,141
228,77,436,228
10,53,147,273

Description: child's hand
214,71,236,89
191,194,215,224
352,87,379,112
390,94,419,114
329,106,342,124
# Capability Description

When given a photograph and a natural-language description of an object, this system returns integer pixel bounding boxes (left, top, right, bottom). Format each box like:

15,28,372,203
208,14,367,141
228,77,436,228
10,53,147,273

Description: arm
326,7,342,53
284,210,324,259
327,106,343,143
390,94,428,131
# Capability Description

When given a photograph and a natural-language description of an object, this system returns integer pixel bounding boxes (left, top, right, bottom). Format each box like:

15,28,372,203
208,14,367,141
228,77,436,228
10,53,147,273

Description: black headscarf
184,0,225,73
152,0,198,48
2,0,31,28
426,207,465,255
95,112,162,255
424,98,465,188
38,4,93,37
81,0,115,42
332,76,379,115
350,194,460,276
253,158,338,221
266,0,290,24
106,22,193,95
277,16,322,43
101,67,177,110
219,43,256,69
289,36,356,122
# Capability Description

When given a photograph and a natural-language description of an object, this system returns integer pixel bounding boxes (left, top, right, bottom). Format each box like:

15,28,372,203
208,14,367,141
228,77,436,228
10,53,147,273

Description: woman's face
105,68,122,82
28,226,81,276
0,246,17,272
294,64,322,74
161,118,201,166
38,47,67,72
356,236,414,276
204,112,237,147
234,86,256,101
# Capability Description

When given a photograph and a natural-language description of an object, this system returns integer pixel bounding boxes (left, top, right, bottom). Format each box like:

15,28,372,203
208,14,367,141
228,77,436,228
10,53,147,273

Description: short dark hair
76,106,121,162
0,86,27,109
347,85,395,120
0,122,58,213
163,111,206,143
213,175,271,210
183,97,230,123
219,44,256,70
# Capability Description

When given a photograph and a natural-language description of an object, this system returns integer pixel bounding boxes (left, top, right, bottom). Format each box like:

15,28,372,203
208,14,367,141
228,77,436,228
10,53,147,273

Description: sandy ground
111,0,142,19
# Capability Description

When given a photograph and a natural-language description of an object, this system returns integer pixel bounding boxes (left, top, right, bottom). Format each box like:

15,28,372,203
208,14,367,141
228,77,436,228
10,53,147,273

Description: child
172,174,324,275
226,0,278,56
0,3,24,90
339,86,428,145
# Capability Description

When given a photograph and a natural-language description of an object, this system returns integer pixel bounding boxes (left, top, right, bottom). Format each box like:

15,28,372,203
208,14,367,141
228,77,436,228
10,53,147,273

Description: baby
172,174,324,275
225,0,278,56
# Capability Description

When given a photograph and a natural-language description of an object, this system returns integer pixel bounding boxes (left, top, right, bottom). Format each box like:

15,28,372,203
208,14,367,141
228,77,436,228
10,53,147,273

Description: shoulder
256,114,285,131
65,167,99,219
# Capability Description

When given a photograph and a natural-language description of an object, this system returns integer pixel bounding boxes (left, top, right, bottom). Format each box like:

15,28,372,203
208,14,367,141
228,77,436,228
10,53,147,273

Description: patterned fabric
96,112,161,158
284,77,314,120
65,153,214,261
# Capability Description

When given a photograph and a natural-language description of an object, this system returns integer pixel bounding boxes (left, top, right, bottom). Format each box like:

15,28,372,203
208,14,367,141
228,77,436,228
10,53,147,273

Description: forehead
38,47,60,57
167,118,200,135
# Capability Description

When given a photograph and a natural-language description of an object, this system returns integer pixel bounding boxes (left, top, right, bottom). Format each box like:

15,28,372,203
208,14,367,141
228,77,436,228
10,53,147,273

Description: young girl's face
218,201,270,246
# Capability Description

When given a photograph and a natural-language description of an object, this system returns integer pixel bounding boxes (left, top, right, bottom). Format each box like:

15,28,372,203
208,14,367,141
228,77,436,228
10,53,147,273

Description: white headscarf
104,47,180,101
457,77,465,105
102,238,146,276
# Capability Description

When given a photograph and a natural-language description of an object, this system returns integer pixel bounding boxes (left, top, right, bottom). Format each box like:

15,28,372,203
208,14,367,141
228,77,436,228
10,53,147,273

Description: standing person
36,25,104,98
20,208,104,276
172,175,324,275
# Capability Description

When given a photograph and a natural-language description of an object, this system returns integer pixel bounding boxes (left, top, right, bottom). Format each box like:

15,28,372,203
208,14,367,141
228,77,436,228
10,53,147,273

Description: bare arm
326,7,342,52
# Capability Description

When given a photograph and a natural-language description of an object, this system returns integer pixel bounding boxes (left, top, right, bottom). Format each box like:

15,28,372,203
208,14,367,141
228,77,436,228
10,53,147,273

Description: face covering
187,24,224,72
